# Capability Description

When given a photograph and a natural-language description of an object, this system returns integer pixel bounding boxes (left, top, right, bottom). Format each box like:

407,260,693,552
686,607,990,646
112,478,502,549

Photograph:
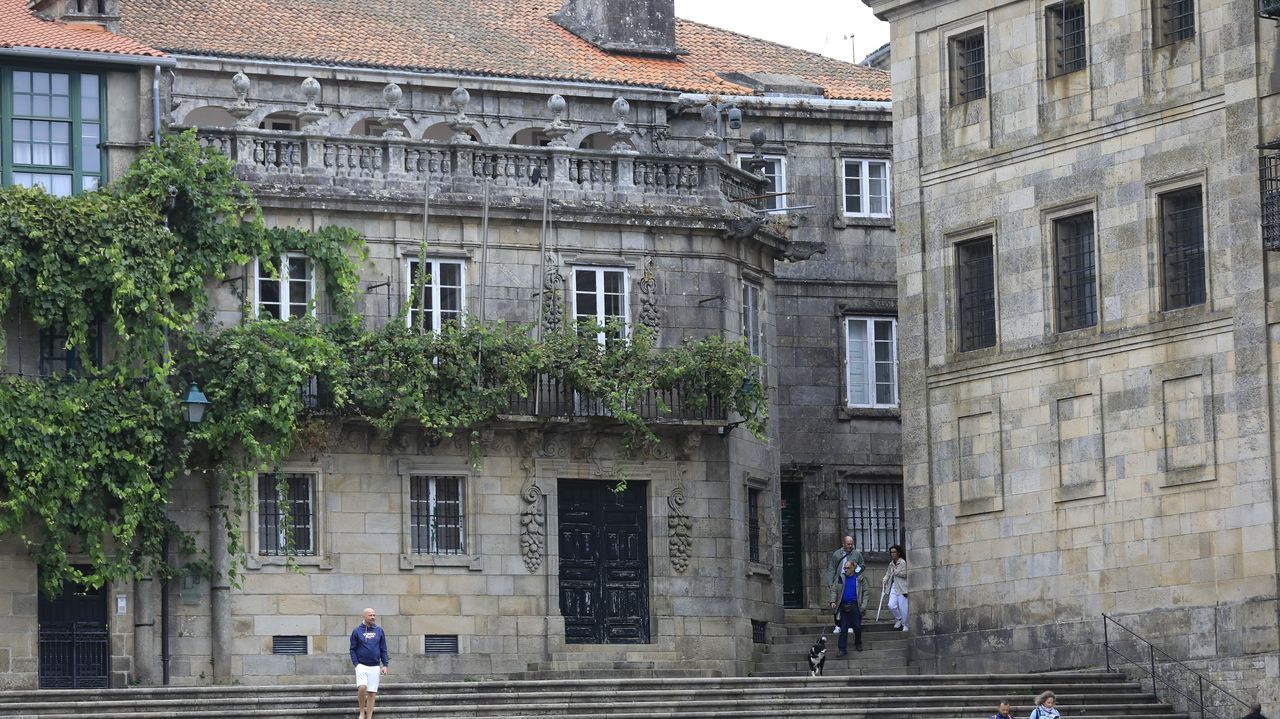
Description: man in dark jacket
350,607,390,719
830,560,863,656
1243,703,1268,719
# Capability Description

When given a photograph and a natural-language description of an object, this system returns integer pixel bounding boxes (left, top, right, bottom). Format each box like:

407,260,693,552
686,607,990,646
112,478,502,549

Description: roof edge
0,45,174,66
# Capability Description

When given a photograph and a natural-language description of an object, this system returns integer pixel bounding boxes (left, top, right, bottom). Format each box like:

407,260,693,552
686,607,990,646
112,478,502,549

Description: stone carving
779,239,828,262
678,431,702,460
637,258,660,331
449,86,475,143
744,128,768,178
667,486,692,573
379,83,407,137
298,77,326,127
538,432,569,459
724,216,764,241
519,483,545,572
228,72,254,121
698,103,721,157
542,257,564,333
609,97,637,154
651,126,670,154
544,94,571,147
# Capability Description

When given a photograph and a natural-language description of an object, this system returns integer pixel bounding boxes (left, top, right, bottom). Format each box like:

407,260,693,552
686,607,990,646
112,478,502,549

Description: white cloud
673,0,889,64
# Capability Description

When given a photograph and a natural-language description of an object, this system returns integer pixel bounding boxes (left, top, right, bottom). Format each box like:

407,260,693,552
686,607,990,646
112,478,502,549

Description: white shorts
355,663,381,692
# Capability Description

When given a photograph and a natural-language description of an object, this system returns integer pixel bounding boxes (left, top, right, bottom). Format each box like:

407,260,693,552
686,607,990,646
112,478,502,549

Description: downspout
152,65,162,146
154,63,168,686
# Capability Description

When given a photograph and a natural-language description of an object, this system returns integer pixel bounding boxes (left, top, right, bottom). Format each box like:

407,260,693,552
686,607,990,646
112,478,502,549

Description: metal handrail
1103,613,1251,719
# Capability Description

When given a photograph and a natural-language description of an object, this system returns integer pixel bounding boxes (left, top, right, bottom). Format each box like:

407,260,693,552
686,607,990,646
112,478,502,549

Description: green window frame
2,66,107,195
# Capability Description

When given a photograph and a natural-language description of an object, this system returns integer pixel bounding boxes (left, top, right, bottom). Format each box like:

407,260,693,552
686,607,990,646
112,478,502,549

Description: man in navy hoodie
350,607,389,719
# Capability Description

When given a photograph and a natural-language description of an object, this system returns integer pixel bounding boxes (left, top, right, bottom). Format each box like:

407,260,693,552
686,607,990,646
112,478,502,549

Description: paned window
257,473,315,556
38,321,100,377
742,281,764,360
1047,2,1087,76
957,237,997,352
255,254,315,320
406,259,465,331
950,30,987,104
845,482,902,554
737,154,786,211
573,267,628,344
1054,213,1097,331
1160,187,1205,310
843,159,890,218
410,475,465,555
846,317,897,408
1155,0,1195,46
7,69,102,195
748,487,763,563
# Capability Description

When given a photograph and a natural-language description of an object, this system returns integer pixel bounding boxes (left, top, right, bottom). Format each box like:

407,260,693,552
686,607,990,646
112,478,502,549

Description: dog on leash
807,636,827,676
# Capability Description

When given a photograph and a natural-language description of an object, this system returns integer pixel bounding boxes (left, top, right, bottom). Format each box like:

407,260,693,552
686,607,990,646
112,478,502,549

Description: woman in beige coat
883,544,908,632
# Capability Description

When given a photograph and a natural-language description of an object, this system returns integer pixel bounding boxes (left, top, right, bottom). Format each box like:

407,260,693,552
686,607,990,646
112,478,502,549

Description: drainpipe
152,65,162,146
161,531,170,684
209,478,231,683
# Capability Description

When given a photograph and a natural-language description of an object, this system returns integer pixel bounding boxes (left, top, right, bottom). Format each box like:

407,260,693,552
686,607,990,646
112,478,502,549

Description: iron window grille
255,254,315,320
1156,0,1195,45
1159,187,1206,310
1262,151,1280,251
842,159,891,218
258,473,315,556
6,69,104,195
424,635,460,654
751,620,768,644
742,281,764,361
956,237,997,352
1260,0,1280,21
1047,2,1087,76
38,320,101,377
737,154,786,211
405,258,465,332
272,635,308,655
572,267,629,344
410,475,465,555
747,487,762,563
950,30,987,104
1053,212,1098,331
845,482,903,554
845,317,898,408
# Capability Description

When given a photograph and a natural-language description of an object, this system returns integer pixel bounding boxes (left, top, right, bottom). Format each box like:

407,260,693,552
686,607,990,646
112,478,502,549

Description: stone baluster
611,97,637,200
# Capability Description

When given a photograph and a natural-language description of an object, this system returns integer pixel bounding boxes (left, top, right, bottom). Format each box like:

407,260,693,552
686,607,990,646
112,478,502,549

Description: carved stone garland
520,483,546,573
637,258,660,331
667,486,692,573
542,258,564,334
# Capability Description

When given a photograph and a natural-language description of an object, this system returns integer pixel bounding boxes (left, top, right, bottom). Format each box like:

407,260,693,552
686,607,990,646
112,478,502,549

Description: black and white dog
807,636,827,676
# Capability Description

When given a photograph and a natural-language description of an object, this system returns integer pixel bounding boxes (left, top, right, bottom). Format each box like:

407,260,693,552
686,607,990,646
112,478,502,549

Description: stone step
759,635,909,652
548,650,681,662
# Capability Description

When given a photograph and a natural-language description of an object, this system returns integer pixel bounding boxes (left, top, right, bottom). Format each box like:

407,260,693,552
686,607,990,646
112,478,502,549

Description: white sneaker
901,625,909,632
893,621,902,629
833,626,840,634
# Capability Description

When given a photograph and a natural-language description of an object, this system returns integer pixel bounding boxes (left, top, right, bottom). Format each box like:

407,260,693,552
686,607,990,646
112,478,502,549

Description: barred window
38,320,100,377
1159,187,1205,310
956,237,997,352
1155,0,1194,46
736,154,786,211
747,487,763,563
258,473,315,556
845,483,902,554
410,475,464,555
406,259,465,332
842,159,891,218
1047,2,1087,76
846,317,897,407
256,254,315,320
1054,213,1097,331
949,30,986,104
742,281,764,360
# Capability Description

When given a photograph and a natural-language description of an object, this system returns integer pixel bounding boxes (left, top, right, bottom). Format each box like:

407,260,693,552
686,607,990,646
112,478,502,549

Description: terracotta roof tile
0,0,164,58
116,0,888,101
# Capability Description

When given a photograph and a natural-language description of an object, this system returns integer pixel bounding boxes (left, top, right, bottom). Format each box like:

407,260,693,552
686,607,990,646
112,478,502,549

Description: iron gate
38,573,109,689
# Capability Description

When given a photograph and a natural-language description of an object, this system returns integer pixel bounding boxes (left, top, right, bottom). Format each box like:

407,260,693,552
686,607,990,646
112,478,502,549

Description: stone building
866,0,1279,706
0,0,898,688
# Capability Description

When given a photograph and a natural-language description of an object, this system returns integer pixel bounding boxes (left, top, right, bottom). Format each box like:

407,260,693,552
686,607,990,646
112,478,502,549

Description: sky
673,0,890,64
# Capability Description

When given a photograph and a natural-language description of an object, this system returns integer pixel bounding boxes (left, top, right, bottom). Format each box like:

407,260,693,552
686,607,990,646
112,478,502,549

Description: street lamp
181,382,209,424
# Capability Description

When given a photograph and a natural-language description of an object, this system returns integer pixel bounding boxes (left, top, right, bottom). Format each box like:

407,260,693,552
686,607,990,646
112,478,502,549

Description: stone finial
609,97,637,154
747,128,768,177
228,71,254,120
379,82,407,137
448,86,475,143
544,94,571,147
298,77,326,127
698,102,721,157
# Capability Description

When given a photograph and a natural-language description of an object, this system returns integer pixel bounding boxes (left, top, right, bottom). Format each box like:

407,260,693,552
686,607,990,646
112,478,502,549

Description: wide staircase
754,607,916,677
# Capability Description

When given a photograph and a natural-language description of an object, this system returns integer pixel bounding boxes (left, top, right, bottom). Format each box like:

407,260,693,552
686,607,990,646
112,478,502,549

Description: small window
742,281,764,360
255,254,315,320
1053,212,1097,331
572,267,628,344
842,159,891,218
38,320,101,377
956,237,997,352
1154,0,1195,46
406,259,465,332
1047,2,1087,76
272,635,308,655
410,475,465,555
1159,187,1205,310
747,487,763,563
751,620,767,644
846,317,898,408
949,30,987,104
845,482,902,554
258,473,316,556
737,154,786,211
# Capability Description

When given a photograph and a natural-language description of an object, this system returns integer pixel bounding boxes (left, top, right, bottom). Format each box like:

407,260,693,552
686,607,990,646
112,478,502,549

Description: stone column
209,478,231,684
133,575,158,684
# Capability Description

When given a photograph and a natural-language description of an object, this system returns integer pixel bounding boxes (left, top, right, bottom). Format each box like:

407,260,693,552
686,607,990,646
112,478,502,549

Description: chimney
28,0,121,33
552,0,686,57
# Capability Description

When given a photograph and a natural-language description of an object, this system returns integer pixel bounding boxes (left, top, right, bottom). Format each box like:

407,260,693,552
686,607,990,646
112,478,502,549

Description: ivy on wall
0,131,766,596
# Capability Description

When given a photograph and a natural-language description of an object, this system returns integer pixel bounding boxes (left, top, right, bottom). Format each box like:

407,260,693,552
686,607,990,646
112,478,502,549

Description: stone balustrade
188,126,765,210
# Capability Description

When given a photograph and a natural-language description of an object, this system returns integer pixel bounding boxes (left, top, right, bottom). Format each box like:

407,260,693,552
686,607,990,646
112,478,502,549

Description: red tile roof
0,0,164,58
116,0,888,101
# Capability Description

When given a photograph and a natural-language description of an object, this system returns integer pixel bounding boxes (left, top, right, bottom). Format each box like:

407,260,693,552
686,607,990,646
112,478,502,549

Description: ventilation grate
424,634,460,654
272,635,308,655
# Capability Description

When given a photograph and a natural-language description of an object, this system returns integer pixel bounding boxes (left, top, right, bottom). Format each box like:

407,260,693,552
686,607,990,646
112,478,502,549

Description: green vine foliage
0,130,766,595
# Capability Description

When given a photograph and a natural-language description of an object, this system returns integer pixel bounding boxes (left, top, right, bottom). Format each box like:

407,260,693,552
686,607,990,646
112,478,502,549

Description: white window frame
842,158,892,219
742,280,764,360
736,153,787,211
572,266,629,344
845,316,898,408
404,258,466,331
253,252,316,320
408,475,466,555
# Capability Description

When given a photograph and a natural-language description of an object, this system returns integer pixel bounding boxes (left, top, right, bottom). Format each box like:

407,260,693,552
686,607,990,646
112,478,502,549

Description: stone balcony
187,126,767,213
